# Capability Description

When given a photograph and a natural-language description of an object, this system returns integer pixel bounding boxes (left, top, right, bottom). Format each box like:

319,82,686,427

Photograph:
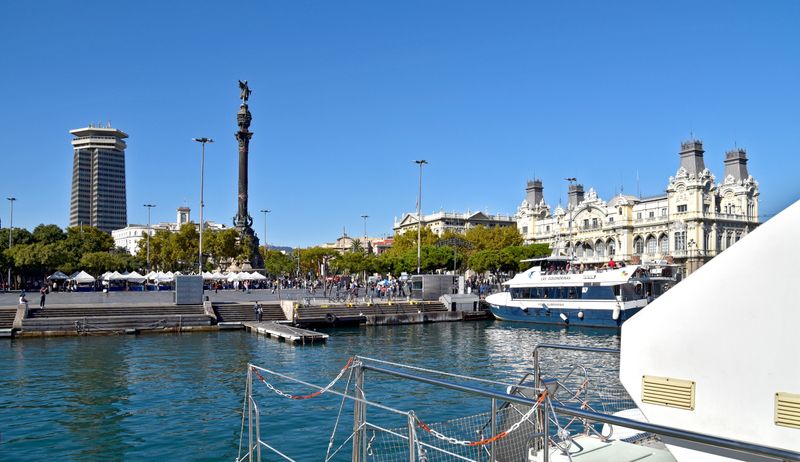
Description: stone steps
0,308,16,329
27,305,205,319
21,314,212,334
296,302,447,325
214,303,285,322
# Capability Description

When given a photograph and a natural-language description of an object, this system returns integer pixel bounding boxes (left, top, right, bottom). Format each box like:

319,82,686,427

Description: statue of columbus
238,80,251,104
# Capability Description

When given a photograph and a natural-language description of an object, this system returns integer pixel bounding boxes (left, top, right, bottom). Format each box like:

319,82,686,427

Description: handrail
361,363,800,461
532,343,620,396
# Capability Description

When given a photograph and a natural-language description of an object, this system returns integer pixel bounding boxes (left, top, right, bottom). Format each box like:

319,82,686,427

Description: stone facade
393,210,516,236
515,140,759,274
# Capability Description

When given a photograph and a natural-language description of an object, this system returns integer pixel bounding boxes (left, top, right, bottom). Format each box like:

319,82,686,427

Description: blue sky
1,1,798,247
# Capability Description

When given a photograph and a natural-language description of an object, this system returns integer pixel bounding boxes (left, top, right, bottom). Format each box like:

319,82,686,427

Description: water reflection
62,337,133,460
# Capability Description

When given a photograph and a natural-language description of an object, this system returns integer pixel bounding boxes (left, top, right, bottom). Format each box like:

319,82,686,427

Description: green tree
297,247,338,277
389,227,438,253
468,249,502,274
32,224,66,244
464,225,523,252
260,248,294,276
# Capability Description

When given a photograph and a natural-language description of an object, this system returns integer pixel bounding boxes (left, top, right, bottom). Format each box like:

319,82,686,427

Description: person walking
256,303,263,322
39,286,47,309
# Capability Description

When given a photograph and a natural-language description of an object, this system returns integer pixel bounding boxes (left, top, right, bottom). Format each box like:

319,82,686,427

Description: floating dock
243,321,328,345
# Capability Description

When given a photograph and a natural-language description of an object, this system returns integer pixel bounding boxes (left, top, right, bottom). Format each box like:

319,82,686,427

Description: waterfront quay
0,289,488,338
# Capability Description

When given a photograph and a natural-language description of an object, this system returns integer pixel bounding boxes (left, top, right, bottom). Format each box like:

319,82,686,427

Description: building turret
177,207,191,226
723,148,749,182
525,179,544,206
567,184,584,209
679,139,706,175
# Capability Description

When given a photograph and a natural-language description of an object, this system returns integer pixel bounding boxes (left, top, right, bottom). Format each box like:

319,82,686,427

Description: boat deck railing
239,349,800,462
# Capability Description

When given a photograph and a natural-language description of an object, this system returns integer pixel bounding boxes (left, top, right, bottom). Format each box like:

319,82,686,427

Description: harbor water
0,321,621,461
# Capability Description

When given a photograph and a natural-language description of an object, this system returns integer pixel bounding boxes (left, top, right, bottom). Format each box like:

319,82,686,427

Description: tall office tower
69,124,128,233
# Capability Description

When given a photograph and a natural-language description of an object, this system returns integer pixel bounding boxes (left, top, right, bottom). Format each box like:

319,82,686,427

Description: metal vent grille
775,392,800,429
641,375,695,410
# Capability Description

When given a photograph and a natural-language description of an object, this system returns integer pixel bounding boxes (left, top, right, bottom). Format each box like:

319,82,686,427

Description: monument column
233,80,263,269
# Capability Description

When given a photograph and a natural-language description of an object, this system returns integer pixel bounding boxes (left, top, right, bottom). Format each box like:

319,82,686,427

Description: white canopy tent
126,271,146,283
70,271,96,283
249,272,267,281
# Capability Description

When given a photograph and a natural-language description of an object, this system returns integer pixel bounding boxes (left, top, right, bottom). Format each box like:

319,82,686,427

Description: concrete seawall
1,299,491,338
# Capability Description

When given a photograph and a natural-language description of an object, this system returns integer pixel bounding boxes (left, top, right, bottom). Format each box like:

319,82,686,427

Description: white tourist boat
486,257,679,328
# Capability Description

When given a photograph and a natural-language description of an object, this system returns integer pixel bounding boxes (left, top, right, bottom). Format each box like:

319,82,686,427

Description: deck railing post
254,400,262,462
247,366,254,462
407,412,416,462
352,363,365,462
542,395,550,462
490,398,497,461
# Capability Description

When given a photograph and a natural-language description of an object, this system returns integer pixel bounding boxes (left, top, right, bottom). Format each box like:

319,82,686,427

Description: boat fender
559,313,568,323
325,312,337,323
577,311,584,320
612,305,621,321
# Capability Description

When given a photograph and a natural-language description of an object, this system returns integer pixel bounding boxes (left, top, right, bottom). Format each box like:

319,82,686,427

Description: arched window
725,233,732,249
584,243,594,258
633,237,644,255
646,236,657,255
596,240,606,258
659,234,669,255
576,242,584,258
607,240,616,256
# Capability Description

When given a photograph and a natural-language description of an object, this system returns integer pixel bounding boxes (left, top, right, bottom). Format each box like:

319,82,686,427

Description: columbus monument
233,80,263,269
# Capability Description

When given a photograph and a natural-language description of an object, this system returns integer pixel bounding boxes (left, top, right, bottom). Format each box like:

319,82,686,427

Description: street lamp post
6,197,15,291
361,215,369,252
192,138,213,274
414,160,428,274
143,204,156,271
260,209,271,253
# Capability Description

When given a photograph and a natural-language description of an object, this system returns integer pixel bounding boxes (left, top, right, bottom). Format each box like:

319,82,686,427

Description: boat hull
488,303,644,328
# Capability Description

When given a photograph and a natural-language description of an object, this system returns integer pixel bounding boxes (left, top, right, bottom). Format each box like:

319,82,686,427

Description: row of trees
0,223,260,286
2,222,550,285
262,225,550,279
0,225,138,285
138,224,253,272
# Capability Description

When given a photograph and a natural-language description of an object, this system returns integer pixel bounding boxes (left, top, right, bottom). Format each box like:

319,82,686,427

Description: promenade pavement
0,288,309,309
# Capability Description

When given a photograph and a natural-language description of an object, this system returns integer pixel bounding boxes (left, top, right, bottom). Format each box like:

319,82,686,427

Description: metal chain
415,392,545,447
252,357,356,400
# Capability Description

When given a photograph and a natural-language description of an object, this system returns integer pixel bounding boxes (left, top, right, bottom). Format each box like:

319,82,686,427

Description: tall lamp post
414,160,428,274
6,197,15,291
260,209,271,253
361,215,369,252
192,138,213,274
143,204,156,271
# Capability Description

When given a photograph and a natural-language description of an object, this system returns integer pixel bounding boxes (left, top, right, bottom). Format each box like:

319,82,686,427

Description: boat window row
510,284,642,301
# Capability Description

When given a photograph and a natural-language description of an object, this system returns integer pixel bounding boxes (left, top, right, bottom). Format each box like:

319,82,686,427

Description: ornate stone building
515,140,759,274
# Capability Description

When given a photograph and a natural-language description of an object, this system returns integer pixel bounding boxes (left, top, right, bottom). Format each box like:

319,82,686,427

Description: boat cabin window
618,283,640,301
510,285,616,300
